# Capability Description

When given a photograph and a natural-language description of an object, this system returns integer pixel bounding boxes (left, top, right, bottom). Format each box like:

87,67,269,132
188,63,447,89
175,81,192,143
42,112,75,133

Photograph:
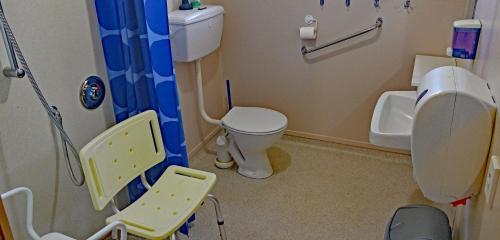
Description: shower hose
0,6,84,186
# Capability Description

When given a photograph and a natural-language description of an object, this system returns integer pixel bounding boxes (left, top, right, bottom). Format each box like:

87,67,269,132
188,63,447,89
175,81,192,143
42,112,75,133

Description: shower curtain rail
301,17,383,55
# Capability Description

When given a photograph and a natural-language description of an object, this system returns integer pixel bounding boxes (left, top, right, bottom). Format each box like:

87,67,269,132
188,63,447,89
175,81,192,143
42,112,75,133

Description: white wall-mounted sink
370,91,416,150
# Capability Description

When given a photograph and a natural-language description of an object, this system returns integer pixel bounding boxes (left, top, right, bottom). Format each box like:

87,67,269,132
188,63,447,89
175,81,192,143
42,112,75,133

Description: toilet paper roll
300,26,317,40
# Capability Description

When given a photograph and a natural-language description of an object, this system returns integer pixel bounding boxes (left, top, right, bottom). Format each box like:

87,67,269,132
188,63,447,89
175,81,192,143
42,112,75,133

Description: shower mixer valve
80,76,106,110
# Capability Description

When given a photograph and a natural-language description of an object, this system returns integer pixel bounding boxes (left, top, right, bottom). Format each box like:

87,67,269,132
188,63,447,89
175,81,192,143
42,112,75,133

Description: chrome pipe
208,194,227,240
0,0,24,78
50,106,85,186
301,17,383,55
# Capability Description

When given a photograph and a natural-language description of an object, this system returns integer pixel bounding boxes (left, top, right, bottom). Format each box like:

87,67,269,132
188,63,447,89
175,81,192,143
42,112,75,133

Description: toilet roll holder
304,15,317,26
303,15,318,34
299,15,318,41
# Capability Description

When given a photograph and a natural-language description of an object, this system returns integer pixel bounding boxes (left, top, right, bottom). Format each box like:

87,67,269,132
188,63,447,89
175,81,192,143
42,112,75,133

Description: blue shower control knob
80,76,106,110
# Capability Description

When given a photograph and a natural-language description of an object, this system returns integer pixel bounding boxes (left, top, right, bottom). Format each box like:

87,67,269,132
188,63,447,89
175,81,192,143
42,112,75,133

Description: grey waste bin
385,205,452,240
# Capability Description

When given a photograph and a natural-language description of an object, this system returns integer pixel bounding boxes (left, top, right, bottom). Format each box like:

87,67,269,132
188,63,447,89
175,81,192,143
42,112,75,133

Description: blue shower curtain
94,0,189,202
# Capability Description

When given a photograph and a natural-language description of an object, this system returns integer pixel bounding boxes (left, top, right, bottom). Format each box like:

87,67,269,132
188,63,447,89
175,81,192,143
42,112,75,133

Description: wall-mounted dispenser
370,67,496,204
452,19,481,59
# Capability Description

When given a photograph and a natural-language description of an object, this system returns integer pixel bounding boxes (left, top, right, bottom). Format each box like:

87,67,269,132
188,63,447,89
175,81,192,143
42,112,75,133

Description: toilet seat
222,107,288,135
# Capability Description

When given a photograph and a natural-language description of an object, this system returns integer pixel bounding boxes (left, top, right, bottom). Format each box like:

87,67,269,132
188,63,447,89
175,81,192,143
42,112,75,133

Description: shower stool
79,110,227,240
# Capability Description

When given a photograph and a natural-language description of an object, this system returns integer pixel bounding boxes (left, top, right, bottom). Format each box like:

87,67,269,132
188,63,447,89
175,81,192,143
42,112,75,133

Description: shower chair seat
106,166,217,239
79,110,226,240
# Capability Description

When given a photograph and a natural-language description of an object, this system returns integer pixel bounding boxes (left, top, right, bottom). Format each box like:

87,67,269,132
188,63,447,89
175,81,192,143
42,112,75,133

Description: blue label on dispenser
452,27,481,59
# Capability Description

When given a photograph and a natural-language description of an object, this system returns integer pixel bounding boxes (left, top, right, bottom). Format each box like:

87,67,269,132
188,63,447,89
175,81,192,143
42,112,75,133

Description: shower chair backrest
79,110,166,211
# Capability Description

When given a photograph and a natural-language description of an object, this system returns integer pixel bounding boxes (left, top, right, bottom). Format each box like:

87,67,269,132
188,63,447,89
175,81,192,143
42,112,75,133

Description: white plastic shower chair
79,110,227,240
0,187,127,240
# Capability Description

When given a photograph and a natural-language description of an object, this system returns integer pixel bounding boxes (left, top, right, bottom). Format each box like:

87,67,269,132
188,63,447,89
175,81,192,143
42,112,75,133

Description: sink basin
370,91,416,150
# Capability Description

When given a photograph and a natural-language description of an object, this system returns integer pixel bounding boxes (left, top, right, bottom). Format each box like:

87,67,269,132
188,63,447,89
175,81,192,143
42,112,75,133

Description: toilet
169,5,288,179
222,107,287,178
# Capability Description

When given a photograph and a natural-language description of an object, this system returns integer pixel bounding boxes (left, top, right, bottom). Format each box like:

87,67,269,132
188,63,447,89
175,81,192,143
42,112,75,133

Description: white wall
168,0,179,12
0,1,115,238
202,0,468,149
454,0,500,239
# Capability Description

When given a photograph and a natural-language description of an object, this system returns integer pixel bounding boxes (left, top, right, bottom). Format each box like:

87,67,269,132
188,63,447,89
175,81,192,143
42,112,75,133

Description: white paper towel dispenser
412,66,496,203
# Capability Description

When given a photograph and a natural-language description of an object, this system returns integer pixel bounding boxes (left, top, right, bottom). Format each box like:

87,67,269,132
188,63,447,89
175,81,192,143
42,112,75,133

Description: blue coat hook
404,0,412,9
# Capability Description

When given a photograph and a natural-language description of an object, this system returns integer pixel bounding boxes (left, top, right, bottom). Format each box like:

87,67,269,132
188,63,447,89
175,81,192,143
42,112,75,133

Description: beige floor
182,136,433,240
132,135,433,239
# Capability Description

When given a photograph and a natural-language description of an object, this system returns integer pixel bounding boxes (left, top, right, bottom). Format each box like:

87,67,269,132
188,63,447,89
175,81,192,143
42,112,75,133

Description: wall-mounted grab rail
0,1,24,78
301,17,383,55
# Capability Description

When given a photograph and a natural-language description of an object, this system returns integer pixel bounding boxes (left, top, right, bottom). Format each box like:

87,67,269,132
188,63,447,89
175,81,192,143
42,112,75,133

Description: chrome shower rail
0,1,24,78
301,17,383,55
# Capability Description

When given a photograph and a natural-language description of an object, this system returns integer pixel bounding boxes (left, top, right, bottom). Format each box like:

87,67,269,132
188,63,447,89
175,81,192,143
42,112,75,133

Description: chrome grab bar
301,17,383,55
0,1,24,78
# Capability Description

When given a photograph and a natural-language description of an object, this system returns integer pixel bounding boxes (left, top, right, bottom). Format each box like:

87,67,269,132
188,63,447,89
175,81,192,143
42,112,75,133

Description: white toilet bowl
221,107,287,179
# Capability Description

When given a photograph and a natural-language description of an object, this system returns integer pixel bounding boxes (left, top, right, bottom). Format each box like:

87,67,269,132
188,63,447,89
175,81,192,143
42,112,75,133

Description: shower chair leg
170,231,177,240
208,194,227,240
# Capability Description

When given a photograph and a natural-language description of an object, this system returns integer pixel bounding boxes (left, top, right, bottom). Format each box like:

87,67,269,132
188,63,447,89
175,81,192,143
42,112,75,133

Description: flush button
80,76,106,110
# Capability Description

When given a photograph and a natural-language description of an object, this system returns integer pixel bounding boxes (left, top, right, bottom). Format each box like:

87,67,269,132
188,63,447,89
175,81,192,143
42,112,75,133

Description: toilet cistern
168,5,288,179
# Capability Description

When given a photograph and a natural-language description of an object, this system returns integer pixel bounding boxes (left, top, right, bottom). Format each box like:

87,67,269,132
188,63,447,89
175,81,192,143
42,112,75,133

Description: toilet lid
222,107,288,134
